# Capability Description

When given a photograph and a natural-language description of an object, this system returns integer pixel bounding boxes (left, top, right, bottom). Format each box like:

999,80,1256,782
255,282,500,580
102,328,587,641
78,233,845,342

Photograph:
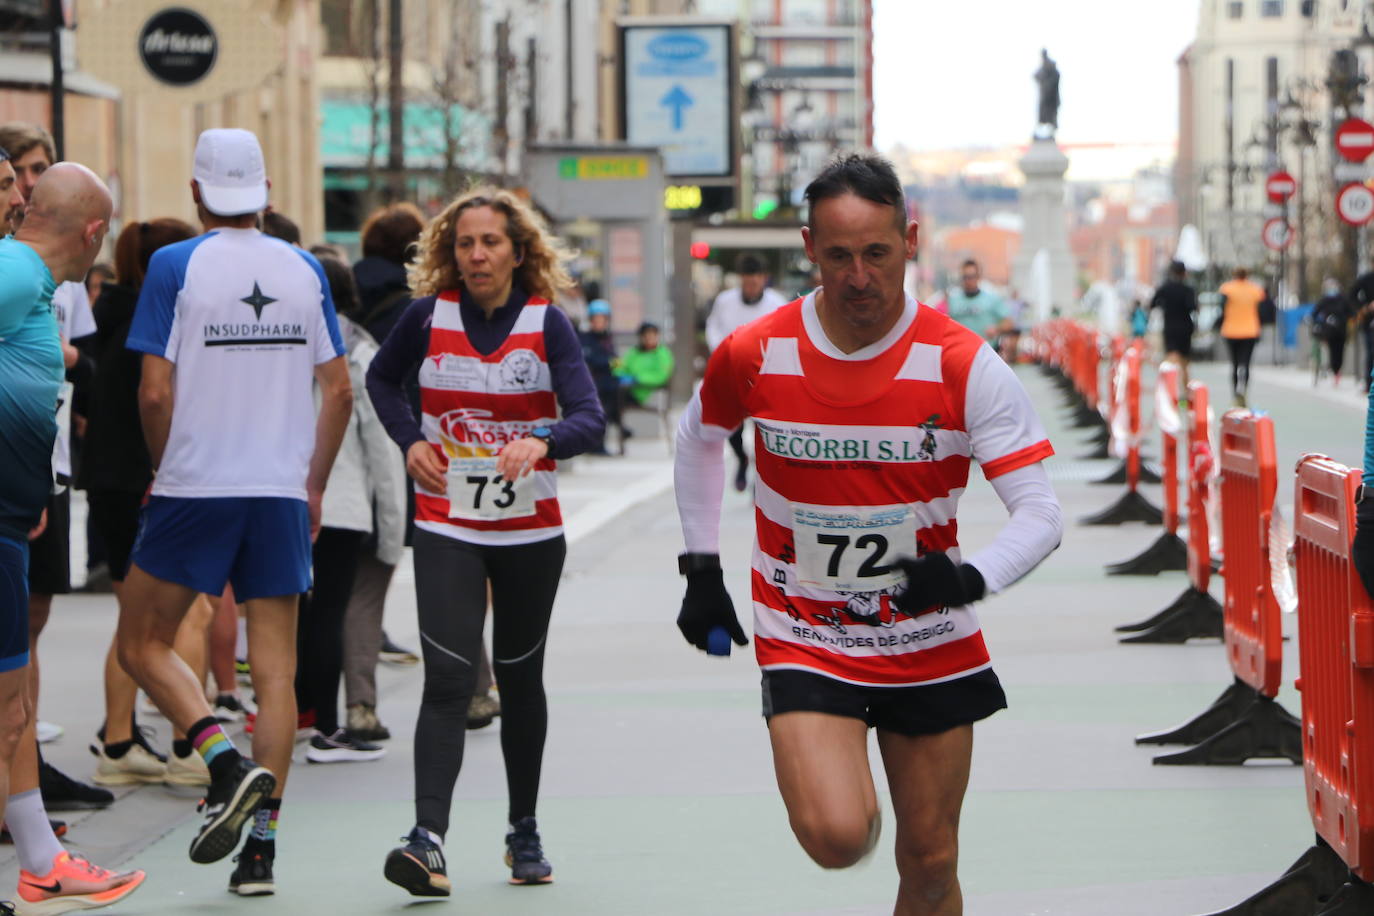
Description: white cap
192,128,268,217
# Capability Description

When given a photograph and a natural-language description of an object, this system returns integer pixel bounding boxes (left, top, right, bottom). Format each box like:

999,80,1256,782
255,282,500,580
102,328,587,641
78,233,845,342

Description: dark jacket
353,256,412,343
579,329,618,393
76,283,153,494
1313,293,1354,337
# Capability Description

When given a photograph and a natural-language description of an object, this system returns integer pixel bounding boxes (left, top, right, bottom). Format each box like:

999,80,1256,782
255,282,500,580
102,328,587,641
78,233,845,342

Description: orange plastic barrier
1159,364,1181,536
1117,380,1222,642
1294,456,1374,881
1217,411,1282,698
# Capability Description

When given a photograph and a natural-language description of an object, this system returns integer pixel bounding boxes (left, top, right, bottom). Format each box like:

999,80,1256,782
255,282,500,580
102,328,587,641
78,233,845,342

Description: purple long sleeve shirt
365,288,605,460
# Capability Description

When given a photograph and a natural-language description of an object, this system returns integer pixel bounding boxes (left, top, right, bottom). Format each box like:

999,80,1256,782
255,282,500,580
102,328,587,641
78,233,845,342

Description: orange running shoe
15,850,145,915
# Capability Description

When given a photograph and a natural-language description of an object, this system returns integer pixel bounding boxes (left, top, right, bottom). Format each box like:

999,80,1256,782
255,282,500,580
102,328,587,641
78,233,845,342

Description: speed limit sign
1337,182,1374,226
1261,217,1293,251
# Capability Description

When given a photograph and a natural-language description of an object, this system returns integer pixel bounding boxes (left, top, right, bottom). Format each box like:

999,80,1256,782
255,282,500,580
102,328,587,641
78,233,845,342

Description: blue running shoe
384,827,450,897
504,817,553,885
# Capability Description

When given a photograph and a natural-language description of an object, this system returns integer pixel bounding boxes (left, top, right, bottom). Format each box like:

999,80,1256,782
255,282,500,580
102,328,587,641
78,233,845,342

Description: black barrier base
1315,879,1374,915
1091,459,1163,485
1117,586,1224,643
1079,426,1111,460
1136,677,1254,746
1200,840,1351,916
1115,587,1195,633
1153,693,1302,765
1079,440,1111,460
1106,532,1188,576
1081,490,1164,526
1071,404,1105,429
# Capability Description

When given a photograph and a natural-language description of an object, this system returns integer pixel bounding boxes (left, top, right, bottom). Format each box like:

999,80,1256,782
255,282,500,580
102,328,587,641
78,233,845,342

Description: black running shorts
1163,325,1193,359
761,667,1007,737
26,488,70,596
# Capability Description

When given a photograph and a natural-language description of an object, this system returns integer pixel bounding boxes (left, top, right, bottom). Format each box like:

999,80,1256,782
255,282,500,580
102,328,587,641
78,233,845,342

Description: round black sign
138,7,217,86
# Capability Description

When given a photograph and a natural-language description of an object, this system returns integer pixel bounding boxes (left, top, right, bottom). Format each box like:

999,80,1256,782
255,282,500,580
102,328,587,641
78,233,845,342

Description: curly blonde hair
407,186,574,301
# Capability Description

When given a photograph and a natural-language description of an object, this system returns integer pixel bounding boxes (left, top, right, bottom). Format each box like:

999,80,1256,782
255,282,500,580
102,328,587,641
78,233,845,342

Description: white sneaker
36,721,63,744
93,743,167,786
305,729,386,764
165,750,211,787
213,693,254,723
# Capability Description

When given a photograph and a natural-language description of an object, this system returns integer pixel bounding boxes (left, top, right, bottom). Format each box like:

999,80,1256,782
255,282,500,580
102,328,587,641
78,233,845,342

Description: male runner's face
0,161,22,236
740,272,766,301
7,147,51,230
961,265,981,296
803,193,917,332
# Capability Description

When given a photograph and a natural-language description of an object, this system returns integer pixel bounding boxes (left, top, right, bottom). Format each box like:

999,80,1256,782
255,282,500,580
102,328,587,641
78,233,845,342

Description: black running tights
1226,337,1257,398
411,528,566,836
295,526,365,735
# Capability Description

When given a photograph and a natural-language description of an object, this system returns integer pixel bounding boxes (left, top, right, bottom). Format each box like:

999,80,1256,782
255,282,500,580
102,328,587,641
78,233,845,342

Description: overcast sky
872,0,1200,152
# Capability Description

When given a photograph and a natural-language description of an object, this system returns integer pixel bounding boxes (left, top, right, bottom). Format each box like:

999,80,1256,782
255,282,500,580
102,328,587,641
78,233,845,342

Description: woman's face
453,205,518,303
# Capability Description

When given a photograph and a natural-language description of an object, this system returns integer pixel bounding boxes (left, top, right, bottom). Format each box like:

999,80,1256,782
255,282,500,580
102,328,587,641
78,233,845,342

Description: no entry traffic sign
1336,118,1374,163
1266,170,1297,203
1261,217,1293,251
1337,182,1374,226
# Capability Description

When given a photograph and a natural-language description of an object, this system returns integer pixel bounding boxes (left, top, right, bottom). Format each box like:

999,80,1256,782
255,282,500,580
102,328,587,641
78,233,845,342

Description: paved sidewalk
5,360,1366,914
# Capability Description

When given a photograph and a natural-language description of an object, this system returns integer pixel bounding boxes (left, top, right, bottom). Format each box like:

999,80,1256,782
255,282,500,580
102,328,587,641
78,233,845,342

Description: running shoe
188,757,276,865
345,703,390,742
88,723,165,764
234,658,251,685
39,764,112,812
227,848,274,896
466,692,501,730
379,634,420,666
504,817,554,885
383,827,450,897
0,901,14,914
212,694,252,723
304,729,386,764
14,850,145,915
164,750,210,788
0,820,65,844
92,741,166,787
35,722,62,745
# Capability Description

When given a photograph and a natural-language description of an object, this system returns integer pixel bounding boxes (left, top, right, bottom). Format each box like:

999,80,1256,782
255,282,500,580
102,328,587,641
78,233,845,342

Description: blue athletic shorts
0,536,31,673
130,496,311,601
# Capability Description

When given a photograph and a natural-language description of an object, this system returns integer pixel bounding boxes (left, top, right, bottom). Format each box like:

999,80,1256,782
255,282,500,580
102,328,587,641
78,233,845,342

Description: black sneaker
39,762,113,811
379,634,419,666
505,816,554,885
188,758,276,865
228,848,275,896
304,729,386,764
384,827,450,897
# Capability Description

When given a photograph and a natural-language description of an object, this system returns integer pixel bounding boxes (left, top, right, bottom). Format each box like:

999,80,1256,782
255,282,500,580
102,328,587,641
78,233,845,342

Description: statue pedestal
1013,137,1076,321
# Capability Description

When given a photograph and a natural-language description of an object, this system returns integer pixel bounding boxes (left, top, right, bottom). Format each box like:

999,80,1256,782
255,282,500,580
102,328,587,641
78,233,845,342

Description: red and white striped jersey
688,293,1053,686
415,292,562,546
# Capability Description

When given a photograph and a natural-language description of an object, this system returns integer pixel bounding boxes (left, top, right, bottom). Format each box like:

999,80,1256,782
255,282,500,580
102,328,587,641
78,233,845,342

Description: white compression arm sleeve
674,394,733,553
962,462,1062,594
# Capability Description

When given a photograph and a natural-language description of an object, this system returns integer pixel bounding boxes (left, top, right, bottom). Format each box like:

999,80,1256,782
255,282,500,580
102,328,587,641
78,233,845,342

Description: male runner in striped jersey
673,153,1062,916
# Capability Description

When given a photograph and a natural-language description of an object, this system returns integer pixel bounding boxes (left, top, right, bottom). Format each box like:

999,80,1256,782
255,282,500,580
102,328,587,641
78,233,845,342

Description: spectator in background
615,321,674,410
580,299,620,455
296,256,404,765
261,210,301,247
354,203,424,341
946,259,1009,343
704,253,787,491
1151,260,1198,388
1312,278,1354,387
1129,300,1149,340
84,263,112,311
80,218,216,789
1349,268,1374,389
1218,266,1265,407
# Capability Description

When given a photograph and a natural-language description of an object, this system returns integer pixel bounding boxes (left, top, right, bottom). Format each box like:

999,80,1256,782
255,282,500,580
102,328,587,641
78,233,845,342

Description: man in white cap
117,128,354,895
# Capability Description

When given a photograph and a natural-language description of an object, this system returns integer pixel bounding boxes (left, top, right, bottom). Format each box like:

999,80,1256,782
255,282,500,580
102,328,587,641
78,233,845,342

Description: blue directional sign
622,24,732,177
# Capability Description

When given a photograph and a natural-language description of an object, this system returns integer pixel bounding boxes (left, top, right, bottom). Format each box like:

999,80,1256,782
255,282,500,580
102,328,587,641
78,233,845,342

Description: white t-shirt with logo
49,280,95,479
126,228,345,501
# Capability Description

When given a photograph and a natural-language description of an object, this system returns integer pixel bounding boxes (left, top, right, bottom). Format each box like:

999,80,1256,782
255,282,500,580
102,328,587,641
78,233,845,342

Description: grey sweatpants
342,550,394,709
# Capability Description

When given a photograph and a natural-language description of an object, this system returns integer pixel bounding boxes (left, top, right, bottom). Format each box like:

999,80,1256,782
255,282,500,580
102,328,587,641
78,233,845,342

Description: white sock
235,616,247,660
418,827,442,848
7,789,63,875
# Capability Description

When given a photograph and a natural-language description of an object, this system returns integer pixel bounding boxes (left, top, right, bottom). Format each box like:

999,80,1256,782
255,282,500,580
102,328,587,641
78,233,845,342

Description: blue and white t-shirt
127,228,345,501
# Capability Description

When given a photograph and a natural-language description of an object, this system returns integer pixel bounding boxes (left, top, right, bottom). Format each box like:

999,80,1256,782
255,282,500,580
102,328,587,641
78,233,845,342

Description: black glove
890,552,986,616
1354,500,1374,601
677,553,749,652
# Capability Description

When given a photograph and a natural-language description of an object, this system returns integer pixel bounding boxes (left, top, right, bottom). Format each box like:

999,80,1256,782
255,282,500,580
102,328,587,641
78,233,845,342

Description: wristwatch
678,553,721,575
1358,483,1368,506
530,425,556,453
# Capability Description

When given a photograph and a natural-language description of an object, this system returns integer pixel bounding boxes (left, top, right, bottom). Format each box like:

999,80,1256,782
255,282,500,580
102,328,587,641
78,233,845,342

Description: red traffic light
689,241,710,260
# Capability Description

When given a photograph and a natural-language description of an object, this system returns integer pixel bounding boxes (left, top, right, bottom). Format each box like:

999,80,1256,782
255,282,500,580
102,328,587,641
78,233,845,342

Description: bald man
0,164,146,912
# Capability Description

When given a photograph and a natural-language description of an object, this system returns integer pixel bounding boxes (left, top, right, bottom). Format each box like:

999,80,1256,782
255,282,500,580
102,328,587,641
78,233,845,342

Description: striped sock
250,799,279,843
188,716,239,779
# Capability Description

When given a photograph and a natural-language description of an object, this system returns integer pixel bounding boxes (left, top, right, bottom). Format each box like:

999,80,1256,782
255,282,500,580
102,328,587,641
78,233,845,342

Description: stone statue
1035,49,1060,137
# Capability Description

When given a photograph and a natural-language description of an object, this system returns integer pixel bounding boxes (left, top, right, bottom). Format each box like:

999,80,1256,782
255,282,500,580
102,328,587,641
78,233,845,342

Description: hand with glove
890,552,986,616
1354,499,1374,600
677,553,749,653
